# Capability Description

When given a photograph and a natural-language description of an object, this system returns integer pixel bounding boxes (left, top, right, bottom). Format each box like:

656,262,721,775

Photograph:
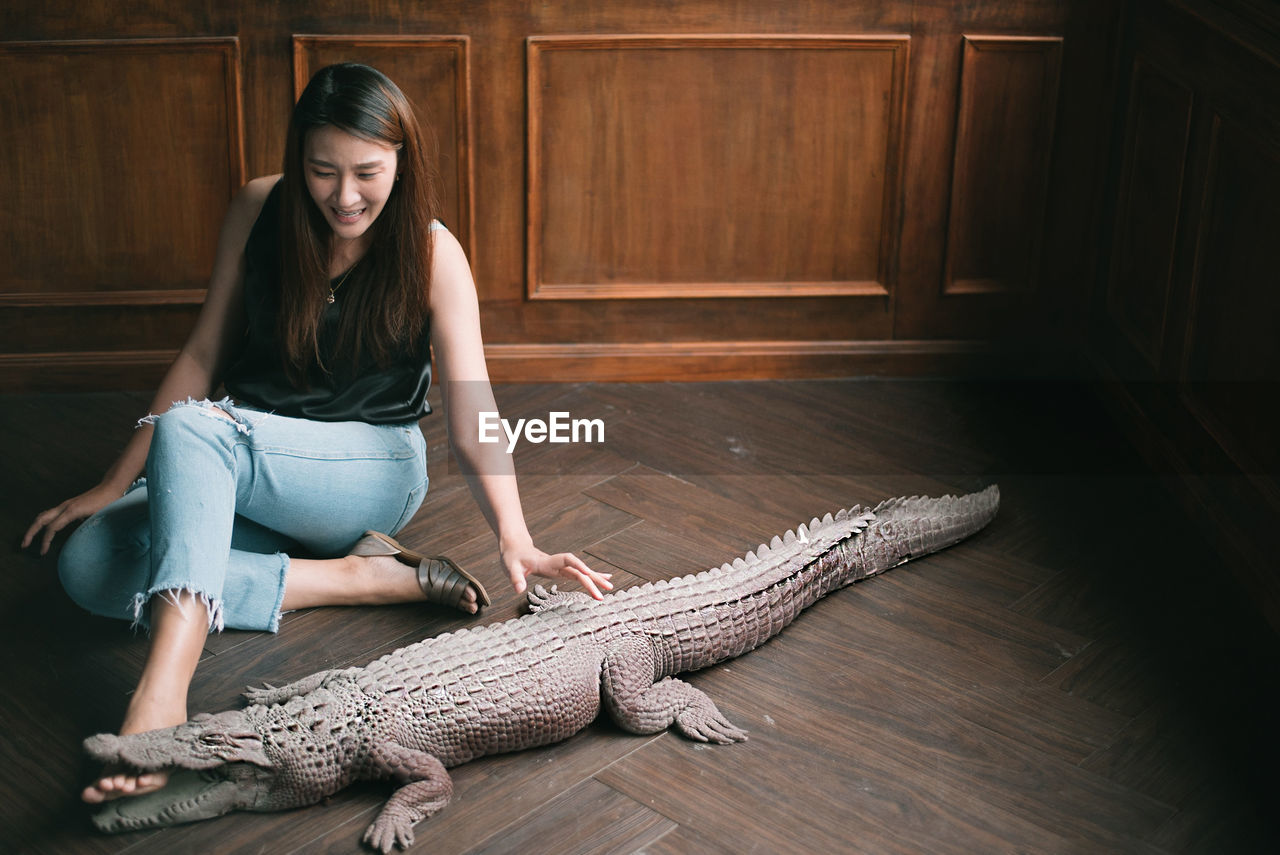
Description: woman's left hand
501,542,613,600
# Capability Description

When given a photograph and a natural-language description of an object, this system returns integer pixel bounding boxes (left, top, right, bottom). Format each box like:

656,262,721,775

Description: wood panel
0,38,243,294
944,36,1063,296
1179,114,1280,477
1105,58,1193,371
0,37,242,390
526,35,908,300
1087,0,1280,633
292,35,474,254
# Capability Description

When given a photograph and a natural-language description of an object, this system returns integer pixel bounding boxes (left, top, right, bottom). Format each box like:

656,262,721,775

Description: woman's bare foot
83,590,206,804
82,692,187,803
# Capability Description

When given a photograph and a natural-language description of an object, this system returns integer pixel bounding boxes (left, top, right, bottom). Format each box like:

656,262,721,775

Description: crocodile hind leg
600,635,748,744
363,742,452,853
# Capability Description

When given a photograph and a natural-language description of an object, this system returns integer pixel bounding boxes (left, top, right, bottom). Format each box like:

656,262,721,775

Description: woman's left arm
428,228,613,600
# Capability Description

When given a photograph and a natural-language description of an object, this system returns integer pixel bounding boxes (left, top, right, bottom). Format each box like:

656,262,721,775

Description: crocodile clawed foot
364,806,416,853
526,584,592,614
675,709,750,744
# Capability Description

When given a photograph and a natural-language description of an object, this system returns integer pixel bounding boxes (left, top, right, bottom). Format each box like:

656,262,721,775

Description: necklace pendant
327,293,336,304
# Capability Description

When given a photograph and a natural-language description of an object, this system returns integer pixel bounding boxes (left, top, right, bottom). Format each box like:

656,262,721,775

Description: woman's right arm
22,175,281,554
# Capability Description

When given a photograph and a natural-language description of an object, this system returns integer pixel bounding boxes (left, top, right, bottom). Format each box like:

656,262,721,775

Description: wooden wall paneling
944,36,1063,297
1178,114,1280,479
1103,57,1194,374
525,35,909,301
0,37,243,391
292,35,474,255
894,2,1073,344
0,38,243,294
1087,0,1280,631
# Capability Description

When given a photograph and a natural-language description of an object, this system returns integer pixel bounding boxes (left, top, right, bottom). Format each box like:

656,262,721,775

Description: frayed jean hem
130,586,225,634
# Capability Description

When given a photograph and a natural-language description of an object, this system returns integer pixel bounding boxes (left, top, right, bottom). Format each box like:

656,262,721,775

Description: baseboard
482,340,1021,382
0,350,177,392
2,340,1058,392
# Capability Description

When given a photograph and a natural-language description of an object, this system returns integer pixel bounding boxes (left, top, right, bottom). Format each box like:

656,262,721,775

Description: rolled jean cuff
262,552,290,633
219,550,291,633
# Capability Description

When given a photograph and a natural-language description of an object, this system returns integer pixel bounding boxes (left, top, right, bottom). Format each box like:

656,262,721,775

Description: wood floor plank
463,779,676,855
1040,635,1168,718
1147,779,1278,854
623,825,737,855
869,566,1092,682
597,614,1173,852
788,594,1131,765
583,519,742,581
583,466,793,548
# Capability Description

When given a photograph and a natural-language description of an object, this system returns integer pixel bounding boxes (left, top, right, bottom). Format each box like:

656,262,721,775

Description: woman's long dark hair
279,63,442,384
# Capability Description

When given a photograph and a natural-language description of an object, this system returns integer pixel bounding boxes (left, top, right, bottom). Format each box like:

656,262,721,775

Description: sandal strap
418,558,472,609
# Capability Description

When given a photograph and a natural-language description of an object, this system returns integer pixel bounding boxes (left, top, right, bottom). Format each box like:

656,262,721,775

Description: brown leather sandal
350,531,491,610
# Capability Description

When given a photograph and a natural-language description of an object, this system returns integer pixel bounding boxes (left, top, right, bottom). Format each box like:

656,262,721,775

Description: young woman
21,63,612,804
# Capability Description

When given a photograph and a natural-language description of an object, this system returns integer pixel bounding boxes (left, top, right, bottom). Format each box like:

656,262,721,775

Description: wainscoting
1,0,1105,389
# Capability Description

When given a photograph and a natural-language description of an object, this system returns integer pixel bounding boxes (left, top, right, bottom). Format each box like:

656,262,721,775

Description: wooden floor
2,380,1277,854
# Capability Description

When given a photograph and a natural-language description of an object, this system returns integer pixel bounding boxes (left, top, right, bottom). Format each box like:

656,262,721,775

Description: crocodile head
83,708,311,831
86,764,278,832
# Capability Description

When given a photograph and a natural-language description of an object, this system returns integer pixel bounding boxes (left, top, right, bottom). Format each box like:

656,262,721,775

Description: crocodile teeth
783,530,796,545
732,557,747,570
770,535,783,549
822,513,834,524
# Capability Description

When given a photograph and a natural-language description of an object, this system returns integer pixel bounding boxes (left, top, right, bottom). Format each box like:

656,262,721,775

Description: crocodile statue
86,486,999,851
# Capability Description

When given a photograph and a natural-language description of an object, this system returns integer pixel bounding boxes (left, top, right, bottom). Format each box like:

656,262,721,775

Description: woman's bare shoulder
230,174,282,221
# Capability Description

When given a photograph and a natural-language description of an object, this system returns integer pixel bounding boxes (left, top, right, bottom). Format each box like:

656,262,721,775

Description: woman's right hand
22,482,124,555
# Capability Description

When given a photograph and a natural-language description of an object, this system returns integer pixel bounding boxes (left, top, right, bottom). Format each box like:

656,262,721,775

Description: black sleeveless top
222,182,433,424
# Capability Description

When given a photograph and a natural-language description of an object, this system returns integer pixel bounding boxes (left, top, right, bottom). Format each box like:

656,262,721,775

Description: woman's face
303,125,400,249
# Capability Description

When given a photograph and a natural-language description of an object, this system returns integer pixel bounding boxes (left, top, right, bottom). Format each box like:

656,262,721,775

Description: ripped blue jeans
57,398,428,633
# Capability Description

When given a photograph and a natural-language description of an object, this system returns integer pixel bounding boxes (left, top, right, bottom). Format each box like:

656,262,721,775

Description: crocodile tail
847,485,1000,582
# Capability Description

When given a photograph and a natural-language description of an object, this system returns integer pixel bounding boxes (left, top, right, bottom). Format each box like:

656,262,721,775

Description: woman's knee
56,499,150,618
146,402,241,465
56,519,113,612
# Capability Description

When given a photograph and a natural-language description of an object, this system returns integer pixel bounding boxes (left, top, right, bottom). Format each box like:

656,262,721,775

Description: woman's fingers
507,549,615,600
550,552,612,599
23,503,67,553
40,509,72,555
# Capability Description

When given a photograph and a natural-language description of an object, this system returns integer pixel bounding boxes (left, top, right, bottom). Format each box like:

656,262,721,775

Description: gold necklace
328,260,358,304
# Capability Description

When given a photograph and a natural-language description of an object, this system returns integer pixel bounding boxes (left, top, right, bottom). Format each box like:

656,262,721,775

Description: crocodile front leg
600,635,749,744
242,668,352,706
363,742,452,854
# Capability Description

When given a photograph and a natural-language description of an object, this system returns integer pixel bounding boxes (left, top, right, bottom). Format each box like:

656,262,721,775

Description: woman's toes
134,771,169,795
83,769,170,803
